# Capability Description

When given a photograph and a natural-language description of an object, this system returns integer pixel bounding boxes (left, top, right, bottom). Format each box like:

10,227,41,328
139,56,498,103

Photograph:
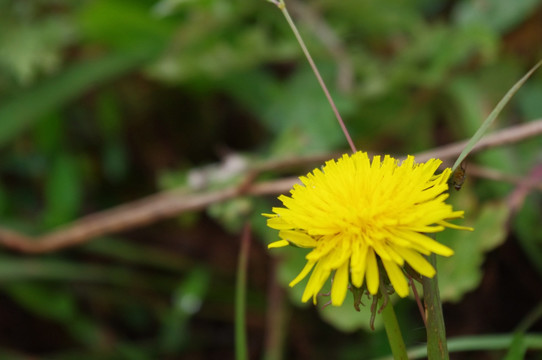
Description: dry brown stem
0,119,541,253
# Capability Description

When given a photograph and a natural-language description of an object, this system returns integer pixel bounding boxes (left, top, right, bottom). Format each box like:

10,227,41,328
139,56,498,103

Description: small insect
452,161,467,191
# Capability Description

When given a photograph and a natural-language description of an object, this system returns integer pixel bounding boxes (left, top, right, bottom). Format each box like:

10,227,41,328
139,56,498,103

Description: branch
414,119,542,163
0,119,541,253
0,177,300,253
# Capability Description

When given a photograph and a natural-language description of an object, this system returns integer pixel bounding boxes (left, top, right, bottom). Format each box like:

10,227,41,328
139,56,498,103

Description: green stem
235,223,251,360
381,300,408,360
422,253,449,360
271,0,357,153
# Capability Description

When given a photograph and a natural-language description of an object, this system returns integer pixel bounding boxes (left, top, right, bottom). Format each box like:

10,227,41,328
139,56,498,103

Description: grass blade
452,60,542,172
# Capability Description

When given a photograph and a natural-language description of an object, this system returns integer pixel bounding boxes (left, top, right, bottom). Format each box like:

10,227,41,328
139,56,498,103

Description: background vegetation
0,0,541,359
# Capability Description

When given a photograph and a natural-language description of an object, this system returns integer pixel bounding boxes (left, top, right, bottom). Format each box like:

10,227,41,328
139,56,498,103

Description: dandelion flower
265,151,473,306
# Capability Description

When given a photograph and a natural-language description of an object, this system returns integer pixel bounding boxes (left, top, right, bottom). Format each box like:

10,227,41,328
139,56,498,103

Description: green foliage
0,46,159,147
0,0,541,358
437,191,509,302
514,195,542,277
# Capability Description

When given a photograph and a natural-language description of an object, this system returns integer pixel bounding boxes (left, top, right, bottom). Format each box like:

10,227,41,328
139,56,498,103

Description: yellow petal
394,246,435,278
301,261,330,303
278,230,317,248
331,261,350,306
350,243,368,288
266,216,292,230
366,249,379,295
393,229,454,256
382,259,409,297
438,220,474,231
267,240,289,249
289,261,316,287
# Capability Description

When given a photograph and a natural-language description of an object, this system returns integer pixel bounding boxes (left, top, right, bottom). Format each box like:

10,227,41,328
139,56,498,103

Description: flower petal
302,261,330,304
350,242,368,288
393,229,454,256
394,246,435,278
331,261,350,306
267,216,292,230
264,151,473,305
366,249,379,295
268,240,289,249
279,230,317,248
382,259,409,297
289,261,316,287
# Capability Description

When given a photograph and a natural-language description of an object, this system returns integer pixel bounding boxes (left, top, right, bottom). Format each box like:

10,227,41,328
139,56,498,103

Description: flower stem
235,223,252,360
381,300,409,360
422,253,450,360
270,0,357,153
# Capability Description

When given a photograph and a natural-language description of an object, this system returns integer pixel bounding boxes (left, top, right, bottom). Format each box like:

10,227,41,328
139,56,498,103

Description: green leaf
78,0,176,49
453,0,541,33
0,256,177,292
159,268,211,353
437,192,509,302
452,60,542,172
6,282,77,322
222,66,352,154
504,332,527,360
514,195,542,277
43,154,82,228
0,15,76,85
0,45,160,148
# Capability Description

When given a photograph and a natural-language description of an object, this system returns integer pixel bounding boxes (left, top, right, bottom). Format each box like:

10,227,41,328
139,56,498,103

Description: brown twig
468,164,542,191
414,118,542,163
0,177,300,253
0,119,541,253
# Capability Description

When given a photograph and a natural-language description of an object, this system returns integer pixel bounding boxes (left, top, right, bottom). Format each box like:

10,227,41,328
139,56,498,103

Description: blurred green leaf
451,60,542,172
34,112,64,154
514,195,542,277
43,154,82,228
223,66,352,154
0,15,76,84
6,282,77,322
517,81,542,119
83,238,194,272
97,92,129,182
453,0,540,33
0,256,178,291
437,191,509,302
504,332,527,360
78,0,176,49
0,45,160,148
159,267,210,353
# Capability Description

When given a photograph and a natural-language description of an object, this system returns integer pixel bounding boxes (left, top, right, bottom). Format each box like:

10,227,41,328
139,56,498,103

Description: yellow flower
265,151,473,306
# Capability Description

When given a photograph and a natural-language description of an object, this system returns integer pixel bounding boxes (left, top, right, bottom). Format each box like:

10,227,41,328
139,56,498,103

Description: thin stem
271,0,357,153
235,223,252,360
408,274,426,327
380,300,409,360
422,253,449,360
372,333,542,360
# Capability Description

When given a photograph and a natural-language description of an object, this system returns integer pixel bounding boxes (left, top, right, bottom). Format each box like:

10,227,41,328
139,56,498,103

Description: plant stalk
422,253,449,360
271,0,357,153
381,300,409,360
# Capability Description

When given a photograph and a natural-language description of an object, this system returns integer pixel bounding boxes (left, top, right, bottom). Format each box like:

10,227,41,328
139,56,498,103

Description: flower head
265,151,473,306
